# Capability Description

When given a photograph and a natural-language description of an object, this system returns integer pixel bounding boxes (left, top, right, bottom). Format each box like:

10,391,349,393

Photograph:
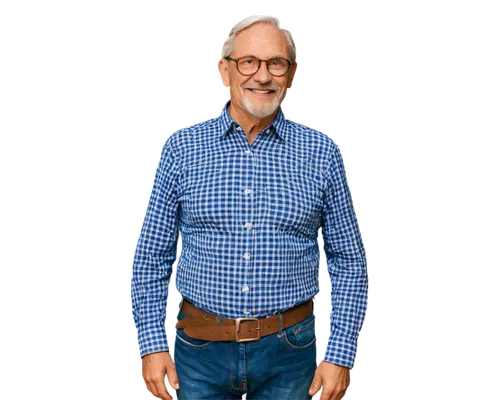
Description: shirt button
243,310,250,315
243,252,251,260
242,285,249,292
244,222,252,230
244,188,252,195
245,149,252,155
266,129,271,134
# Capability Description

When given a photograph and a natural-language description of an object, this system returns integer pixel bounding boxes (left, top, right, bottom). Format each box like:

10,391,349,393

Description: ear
218,59,230,87
286,61,297,89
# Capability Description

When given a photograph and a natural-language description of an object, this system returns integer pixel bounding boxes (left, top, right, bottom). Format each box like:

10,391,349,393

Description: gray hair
221,15,296,62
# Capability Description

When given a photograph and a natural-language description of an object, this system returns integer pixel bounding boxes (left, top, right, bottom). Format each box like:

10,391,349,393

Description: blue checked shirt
131,100,368,369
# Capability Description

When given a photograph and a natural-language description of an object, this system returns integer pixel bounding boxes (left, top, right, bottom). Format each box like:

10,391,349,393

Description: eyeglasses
225,56,293,77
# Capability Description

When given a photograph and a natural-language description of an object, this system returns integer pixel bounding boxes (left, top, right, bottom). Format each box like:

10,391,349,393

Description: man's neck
228,101,278,137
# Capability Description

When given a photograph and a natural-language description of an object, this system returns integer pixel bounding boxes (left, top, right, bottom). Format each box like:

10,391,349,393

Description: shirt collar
217,99,287,142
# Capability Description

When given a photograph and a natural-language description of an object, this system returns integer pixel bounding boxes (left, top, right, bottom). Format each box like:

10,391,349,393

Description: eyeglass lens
237,57,289,76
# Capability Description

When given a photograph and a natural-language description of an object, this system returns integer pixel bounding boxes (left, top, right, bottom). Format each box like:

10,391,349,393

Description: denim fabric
174,306,317,399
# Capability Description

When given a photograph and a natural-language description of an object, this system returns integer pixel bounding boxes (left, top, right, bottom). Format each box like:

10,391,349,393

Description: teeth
251,89,272,94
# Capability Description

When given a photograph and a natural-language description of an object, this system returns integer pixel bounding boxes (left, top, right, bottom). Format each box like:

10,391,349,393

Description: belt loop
278,312,283,334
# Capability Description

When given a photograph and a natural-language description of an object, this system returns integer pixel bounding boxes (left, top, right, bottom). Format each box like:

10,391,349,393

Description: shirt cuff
321,336,359,369
136,327,172,357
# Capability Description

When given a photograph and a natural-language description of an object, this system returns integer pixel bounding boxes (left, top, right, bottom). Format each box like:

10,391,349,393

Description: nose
253,61,272,83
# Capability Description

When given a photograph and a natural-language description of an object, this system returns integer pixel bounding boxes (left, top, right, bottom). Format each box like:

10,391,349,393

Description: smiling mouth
247,88,275,95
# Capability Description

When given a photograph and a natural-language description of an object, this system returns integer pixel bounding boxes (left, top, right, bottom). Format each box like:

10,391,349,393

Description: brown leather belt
175,298,314,342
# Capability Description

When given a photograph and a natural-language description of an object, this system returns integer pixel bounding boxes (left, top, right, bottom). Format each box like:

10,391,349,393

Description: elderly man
131,15,368,400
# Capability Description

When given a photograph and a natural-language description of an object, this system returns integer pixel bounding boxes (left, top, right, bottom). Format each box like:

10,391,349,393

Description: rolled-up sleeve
131,137,182,358
321,143,368,369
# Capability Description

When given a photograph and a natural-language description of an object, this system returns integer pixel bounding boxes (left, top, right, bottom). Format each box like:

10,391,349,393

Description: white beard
241,91,282,118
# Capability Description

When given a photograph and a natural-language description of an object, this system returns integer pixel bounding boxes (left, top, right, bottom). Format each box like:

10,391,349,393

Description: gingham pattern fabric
131,99,368,369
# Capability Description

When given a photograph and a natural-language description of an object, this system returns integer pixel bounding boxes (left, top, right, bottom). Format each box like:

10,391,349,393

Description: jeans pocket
280,312,316,350
175,310,213,349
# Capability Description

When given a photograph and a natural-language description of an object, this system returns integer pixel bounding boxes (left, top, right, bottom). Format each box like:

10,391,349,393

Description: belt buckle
235,318,261,342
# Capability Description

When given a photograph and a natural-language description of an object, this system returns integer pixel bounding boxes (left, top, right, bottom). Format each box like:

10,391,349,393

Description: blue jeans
174,303,317,400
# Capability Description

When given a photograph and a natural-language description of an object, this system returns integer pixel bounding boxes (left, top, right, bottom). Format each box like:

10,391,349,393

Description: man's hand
308,361,350,400
142,351,179,400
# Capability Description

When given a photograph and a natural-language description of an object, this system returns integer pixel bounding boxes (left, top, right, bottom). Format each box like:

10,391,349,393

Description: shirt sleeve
320,143,369,369
131,138,182,358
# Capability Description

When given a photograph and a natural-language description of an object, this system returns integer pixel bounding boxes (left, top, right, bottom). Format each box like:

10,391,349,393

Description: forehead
232,22,289,58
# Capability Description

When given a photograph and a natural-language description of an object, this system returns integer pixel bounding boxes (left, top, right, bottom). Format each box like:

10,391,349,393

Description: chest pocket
265,168,323,236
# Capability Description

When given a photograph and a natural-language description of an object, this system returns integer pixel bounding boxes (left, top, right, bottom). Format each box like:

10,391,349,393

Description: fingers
320,387,346,400
308,370,323,397
166,360,180,391
142,352,175,400
145,372,173,400
317,382,348,400
150,378,173,400
338,389,349,400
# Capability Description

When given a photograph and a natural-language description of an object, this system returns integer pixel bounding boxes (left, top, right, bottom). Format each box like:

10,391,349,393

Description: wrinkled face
220,22,297,118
